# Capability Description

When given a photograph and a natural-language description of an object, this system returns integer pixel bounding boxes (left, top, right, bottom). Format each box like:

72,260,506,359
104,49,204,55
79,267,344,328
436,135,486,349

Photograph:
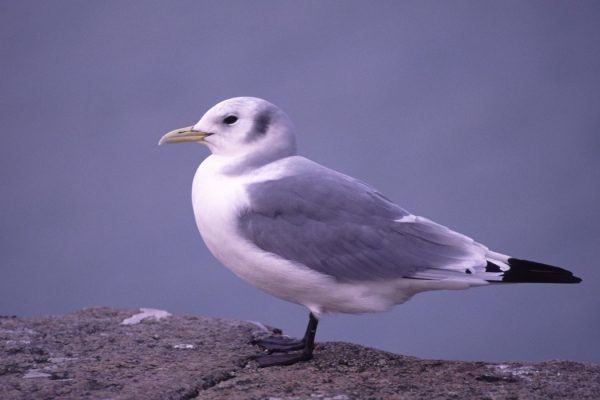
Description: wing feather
238,159,487,282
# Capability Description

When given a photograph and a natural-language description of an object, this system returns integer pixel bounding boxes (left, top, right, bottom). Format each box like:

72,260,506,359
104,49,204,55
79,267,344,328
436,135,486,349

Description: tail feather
500,258,582,284
410,251,581,285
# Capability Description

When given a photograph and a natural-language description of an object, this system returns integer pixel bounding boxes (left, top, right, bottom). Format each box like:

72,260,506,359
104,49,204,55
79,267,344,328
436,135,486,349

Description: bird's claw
252,335,305,353
250,350,313,367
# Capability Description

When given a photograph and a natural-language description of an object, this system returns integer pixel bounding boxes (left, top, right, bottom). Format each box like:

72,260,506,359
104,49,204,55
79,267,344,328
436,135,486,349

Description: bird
159,97,582,367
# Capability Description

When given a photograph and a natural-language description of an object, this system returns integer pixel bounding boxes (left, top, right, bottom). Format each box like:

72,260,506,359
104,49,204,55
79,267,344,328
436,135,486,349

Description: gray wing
239,160,486,282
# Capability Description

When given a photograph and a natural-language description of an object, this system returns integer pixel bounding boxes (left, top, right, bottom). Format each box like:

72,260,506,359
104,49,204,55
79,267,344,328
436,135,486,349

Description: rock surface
1,307,598,399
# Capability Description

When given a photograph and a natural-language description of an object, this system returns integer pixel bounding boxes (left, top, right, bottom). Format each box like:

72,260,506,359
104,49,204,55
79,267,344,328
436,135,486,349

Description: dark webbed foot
252,335,305,352
251,312,319,367
252,349,313,367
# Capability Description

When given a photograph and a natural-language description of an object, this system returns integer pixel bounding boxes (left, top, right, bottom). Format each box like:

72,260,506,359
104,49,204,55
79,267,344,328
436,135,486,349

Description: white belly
191,157,336,311
190,156,473,317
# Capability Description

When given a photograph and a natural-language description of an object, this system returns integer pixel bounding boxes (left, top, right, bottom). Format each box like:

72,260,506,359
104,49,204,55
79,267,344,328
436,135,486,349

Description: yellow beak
158,126,212,145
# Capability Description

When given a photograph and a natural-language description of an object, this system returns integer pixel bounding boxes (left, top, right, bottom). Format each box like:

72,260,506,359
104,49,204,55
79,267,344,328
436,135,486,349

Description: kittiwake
159,97,581,367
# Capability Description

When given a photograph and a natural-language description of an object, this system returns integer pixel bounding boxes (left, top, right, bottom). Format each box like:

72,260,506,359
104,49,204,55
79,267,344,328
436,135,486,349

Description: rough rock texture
1,307,598,400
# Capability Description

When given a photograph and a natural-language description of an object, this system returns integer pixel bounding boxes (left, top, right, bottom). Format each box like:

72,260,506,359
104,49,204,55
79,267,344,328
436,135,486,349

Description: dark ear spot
247,111,271,141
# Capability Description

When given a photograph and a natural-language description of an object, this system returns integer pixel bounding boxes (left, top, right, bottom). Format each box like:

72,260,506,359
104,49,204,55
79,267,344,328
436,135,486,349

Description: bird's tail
484,251,582,284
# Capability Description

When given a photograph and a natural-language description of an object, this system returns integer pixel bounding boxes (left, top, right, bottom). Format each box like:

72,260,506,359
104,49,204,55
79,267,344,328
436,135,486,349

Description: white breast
190,155,470,317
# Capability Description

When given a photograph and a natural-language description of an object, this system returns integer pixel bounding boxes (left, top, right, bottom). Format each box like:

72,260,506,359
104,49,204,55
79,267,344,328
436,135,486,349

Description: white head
159,97,297,169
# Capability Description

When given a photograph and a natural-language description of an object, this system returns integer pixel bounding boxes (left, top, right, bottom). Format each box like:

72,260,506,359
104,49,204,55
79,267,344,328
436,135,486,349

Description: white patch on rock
244,320,273,333
121,308,172,325
489,364,538,380
5,339,31,345
23,369,52,379
173,343,196,350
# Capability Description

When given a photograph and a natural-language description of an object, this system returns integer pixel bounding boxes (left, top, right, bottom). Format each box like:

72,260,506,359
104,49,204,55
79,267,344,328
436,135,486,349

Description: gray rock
1,307,598,399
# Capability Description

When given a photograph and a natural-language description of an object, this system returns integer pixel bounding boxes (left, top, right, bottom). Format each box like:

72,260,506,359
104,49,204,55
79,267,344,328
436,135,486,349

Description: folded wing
238,158,488,283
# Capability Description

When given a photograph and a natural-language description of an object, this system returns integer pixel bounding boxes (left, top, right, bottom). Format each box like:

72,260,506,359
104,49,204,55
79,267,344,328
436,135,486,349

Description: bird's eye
223,115,238,125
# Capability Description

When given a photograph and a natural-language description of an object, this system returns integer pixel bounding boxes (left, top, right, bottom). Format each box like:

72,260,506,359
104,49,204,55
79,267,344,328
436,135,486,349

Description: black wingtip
502,258,582,284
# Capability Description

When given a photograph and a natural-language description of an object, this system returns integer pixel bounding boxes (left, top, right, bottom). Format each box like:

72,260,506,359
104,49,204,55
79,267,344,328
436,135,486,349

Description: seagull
159,97,581,367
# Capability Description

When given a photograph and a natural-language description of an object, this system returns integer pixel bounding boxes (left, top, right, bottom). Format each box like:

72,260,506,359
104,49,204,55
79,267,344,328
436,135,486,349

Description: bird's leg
302,312,318,354
253,313,319,352
252,312,319,367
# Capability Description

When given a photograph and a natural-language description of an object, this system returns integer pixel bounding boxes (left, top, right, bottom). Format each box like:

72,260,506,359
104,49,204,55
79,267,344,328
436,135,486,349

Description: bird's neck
214,146,296,176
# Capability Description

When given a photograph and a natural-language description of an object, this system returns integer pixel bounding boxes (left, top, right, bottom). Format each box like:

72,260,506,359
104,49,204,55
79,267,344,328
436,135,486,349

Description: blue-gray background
2,1,599,364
